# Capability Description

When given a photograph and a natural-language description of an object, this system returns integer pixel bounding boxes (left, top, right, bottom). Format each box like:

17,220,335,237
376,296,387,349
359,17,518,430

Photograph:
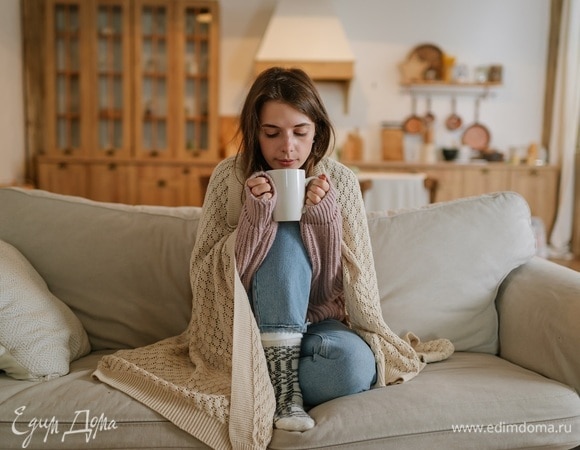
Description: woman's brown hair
235,67,335,180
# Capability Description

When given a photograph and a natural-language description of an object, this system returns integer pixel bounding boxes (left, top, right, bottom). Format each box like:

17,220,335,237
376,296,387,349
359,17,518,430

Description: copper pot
461,98,490,151
402,96,424,135
445,97,463,131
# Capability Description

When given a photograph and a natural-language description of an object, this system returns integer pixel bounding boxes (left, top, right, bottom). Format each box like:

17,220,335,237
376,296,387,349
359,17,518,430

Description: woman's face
258,100,315,170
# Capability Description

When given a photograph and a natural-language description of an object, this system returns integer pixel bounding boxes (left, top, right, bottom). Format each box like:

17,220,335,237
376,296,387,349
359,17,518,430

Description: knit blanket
93,156,454,450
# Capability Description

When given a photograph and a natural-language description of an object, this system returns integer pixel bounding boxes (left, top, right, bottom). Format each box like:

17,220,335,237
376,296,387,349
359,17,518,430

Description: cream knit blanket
93,156,453,450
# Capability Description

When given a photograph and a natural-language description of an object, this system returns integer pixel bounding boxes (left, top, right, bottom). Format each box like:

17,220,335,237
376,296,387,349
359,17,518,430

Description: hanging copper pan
402,96,424,135
461,98,490,151
445,97,463,131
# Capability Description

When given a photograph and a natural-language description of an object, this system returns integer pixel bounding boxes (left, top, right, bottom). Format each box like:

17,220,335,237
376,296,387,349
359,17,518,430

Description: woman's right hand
247,176,273,200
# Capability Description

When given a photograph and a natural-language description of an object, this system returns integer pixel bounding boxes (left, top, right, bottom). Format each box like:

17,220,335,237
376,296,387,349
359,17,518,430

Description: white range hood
254,0,355,110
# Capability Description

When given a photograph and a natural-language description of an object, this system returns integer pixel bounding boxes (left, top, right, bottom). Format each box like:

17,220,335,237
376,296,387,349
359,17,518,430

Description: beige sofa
0,186,579,450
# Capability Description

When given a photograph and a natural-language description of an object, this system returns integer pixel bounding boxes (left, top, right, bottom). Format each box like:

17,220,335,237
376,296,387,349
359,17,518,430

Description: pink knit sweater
234,171,346,324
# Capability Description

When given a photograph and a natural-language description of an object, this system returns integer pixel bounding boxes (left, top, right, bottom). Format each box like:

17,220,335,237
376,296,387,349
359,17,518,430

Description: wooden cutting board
342,129,364,161
381,125,404,160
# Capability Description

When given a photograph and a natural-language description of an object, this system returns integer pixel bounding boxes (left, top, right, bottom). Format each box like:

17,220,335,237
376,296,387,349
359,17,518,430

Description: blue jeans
250,222,377,406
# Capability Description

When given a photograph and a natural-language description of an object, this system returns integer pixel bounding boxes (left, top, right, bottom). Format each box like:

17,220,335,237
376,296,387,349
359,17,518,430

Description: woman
232,66,377,431
95,67,452,450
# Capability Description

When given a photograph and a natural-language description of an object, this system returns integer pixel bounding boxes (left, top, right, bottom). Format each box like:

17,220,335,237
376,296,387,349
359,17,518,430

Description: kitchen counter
344,160,559,235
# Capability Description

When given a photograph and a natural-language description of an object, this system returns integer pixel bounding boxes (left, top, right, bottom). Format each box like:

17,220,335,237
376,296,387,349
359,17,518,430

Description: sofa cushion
0,239,90,380
0,188,201,351
1,352,578,449
367,192,536,353
271,353,580,450
0,352,209,449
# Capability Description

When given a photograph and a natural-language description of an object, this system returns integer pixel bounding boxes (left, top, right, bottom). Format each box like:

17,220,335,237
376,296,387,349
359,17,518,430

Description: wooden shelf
400,81,502,98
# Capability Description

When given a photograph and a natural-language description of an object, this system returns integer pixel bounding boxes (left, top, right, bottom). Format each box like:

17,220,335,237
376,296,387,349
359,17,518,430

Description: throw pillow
0,239,91,381
366,192,536,354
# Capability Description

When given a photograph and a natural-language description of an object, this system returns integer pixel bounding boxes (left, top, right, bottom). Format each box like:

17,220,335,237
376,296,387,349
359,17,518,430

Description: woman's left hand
305,174,330,206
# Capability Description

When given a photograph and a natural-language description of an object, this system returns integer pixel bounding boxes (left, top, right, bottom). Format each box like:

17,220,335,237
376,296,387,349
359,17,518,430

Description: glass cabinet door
93,0,132,158
46,0,86,156
36,0,221,205
176,1,219,160
134,0,175,159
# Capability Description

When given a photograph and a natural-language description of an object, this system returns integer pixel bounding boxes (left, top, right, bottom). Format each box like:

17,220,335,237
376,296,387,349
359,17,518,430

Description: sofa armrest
496,256,580,393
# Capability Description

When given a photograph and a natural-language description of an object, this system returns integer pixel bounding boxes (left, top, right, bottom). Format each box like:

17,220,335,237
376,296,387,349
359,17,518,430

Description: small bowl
442,148,459,161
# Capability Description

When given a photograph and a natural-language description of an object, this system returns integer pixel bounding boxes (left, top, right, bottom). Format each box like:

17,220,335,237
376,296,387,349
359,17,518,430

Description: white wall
0,0,25,184
0,0,550,182
220,0,550,160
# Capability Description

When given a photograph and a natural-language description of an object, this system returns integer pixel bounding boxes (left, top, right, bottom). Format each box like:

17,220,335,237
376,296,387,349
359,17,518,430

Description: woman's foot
262,333,315,432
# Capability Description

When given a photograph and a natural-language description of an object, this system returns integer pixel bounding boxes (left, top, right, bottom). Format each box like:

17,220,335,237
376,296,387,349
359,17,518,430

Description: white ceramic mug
458,145,472,163
267,169,317,222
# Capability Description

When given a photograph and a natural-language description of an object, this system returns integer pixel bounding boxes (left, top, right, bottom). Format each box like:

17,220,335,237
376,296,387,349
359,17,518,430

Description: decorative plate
407,43,444,80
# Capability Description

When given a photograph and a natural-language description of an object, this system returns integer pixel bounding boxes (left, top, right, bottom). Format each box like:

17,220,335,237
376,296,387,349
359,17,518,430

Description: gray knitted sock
262,333,315,431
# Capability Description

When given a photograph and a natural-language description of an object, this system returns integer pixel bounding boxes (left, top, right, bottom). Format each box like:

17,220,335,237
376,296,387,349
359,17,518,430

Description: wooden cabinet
186,164,214,205
24,0,220,206
132,162,214,206
37,161,89,197
92,0,134,160
133,0,177,160
88,162,134,203
352,161,560,234
422,168,463,203
134,165,187,206
509,166,559,234
174,1,219,161
42,0,133,159
462,166,510,197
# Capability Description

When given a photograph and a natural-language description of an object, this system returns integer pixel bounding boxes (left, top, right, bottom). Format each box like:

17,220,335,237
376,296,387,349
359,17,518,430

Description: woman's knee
299,322,377,405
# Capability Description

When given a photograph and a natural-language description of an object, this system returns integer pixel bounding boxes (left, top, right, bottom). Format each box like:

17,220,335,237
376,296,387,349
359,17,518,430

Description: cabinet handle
157,179,167,188
58,162,67,169
108,163,117,171
529,169,538,176
183,167,190,175
480,168,489,175
63,148,72,155
106,148,115,156
150,151,159,158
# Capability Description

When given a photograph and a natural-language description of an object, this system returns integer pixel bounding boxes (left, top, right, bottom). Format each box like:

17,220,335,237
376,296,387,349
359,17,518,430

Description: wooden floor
549,257,580,272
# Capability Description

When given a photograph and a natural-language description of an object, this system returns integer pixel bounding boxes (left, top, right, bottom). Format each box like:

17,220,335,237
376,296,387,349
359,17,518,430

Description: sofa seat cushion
367,192,536,354
271,352,580,450
0,351,209,449
0,188,202,351
1,353,578,449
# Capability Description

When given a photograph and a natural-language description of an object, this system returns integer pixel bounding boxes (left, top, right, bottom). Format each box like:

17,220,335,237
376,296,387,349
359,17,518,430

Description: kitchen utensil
402,96,424,135
381,123,404,161
342,129,363,161
424,96,435,124
461,98,490,151
442,148,459,161
445,97,463,130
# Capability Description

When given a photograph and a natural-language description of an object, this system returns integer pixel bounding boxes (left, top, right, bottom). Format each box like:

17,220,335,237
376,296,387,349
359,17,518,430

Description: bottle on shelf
420,122,437,164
